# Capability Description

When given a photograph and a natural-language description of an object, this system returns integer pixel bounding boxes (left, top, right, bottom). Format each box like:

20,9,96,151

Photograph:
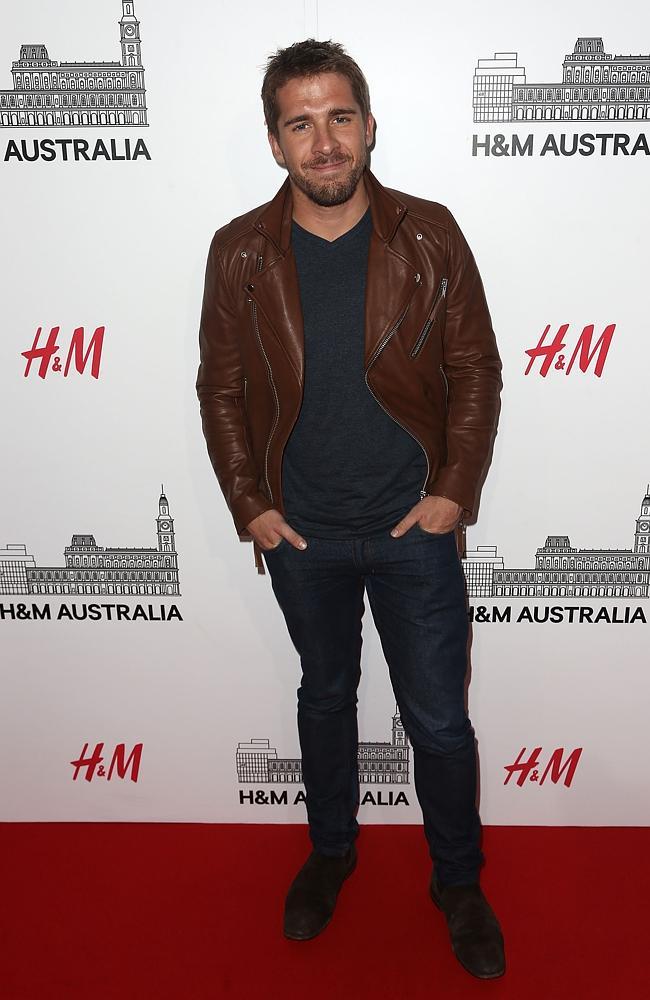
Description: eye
292,122,310,132
333,116,351,124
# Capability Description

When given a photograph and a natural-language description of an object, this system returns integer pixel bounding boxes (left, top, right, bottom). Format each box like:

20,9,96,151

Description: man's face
268,72,374,207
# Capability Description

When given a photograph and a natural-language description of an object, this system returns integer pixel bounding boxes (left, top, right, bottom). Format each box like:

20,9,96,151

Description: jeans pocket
413,523,455,538
263,536,288,552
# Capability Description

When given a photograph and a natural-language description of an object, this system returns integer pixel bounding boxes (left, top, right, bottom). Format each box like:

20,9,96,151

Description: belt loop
253,539,266,575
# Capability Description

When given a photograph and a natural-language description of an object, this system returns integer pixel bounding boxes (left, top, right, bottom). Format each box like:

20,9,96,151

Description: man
197,40,504,979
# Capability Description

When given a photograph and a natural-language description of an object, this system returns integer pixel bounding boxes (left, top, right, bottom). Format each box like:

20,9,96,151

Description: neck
290,176,369,242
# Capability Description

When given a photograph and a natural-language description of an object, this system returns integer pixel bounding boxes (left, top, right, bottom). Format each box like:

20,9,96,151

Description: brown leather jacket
196,168,502,573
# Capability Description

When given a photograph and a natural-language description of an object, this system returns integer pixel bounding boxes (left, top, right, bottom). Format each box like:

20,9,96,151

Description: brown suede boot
430,872,505,979
283,845,357,940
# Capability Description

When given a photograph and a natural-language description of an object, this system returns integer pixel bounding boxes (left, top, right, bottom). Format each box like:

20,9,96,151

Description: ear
268,130,287,168
364,113,376,149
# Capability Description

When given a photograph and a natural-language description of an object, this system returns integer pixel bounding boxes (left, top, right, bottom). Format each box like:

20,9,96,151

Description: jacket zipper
364,277,431,500
250,253,280,503
410,277,448,358
432,363,463,526
365,305,409,370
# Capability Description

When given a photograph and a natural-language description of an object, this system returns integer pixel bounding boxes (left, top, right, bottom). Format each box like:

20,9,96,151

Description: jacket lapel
241,178,304,384
363,167,421,366
364,229,421,367
247,251,304,385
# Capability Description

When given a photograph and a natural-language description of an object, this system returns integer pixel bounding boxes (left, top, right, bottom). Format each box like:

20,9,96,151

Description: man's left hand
390,495,463,537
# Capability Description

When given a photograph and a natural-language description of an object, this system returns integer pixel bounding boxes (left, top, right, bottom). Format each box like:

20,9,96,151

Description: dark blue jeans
262,523,483,886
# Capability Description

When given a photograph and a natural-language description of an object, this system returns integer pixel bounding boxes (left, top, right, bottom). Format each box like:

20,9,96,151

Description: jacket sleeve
429,208,502,517
196,234,274,536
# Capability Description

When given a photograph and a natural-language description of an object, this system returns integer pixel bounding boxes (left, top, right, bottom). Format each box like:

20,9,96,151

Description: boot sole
283,853,358,941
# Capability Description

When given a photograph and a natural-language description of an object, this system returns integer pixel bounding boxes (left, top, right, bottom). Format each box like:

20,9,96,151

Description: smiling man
196,40,504,979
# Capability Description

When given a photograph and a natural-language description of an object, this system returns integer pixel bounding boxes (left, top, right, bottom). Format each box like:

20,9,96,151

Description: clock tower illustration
120,1,143,68
157,487,176,553
635,487,650,554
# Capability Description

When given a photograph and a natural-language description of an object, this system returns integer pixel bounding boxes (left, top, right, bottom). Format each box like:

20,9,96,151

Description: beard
288,151,367,207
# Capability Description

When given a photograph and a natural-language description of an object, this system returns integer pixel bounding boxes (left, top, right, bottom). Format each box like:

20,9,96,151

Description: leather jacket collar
251,166,408,254
244,167,422,380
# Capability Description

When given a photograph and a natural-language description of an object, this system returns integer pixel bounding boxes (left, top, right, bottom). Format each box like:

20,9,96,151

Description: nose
311,121,340,157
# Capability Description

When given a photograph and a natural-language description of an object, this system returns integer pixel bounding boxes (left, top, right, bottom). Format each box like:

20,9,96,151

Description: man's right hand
246,509,308,551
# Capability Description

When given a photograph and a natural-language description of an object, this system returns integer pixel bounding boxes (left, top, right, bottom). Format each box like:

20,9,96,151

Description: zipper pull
440,277,448,298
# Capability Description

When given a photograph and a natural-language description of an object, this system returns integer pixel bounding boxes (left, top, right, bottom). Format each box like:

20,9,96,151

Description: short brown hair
262,39,371,138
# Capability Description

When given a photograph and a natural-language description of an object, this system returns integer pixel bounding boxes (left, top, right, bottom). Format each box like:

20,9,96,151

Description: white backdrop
1,0,648,825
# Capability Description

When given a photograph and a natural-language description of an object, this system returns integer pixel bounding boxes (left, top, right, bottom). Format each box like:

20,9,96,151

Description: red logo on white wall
504,746,583,786
22,326,105,379
70,742,143,782
524,323,615,377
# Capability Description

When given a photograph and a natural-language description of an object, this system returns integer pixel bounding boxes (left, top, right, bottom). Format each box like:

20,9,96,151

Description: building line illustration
0,488,179,597
474,37,650,123
0,1,147,128
237,708,410,785
463,486,650,598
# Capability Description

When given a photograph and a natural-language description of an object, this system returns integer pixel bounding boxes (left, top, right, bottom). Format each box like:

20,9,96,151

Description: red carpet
1,824,647,999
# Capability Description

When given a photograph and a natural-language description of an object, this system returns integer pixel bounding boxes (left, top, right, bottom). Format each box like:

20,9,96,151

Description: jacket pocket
410,277,448,358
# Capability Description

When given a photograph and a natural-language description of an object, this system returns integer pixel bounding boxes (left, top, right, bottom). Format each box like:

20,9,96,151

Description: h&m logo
524,323,615,377
22,326,105,379
504,746,583,787
71,742,143,782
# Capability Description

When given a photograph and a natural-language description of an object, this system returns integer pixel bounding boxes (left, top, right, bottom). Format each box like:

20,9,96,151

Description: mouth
308,159,349,173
